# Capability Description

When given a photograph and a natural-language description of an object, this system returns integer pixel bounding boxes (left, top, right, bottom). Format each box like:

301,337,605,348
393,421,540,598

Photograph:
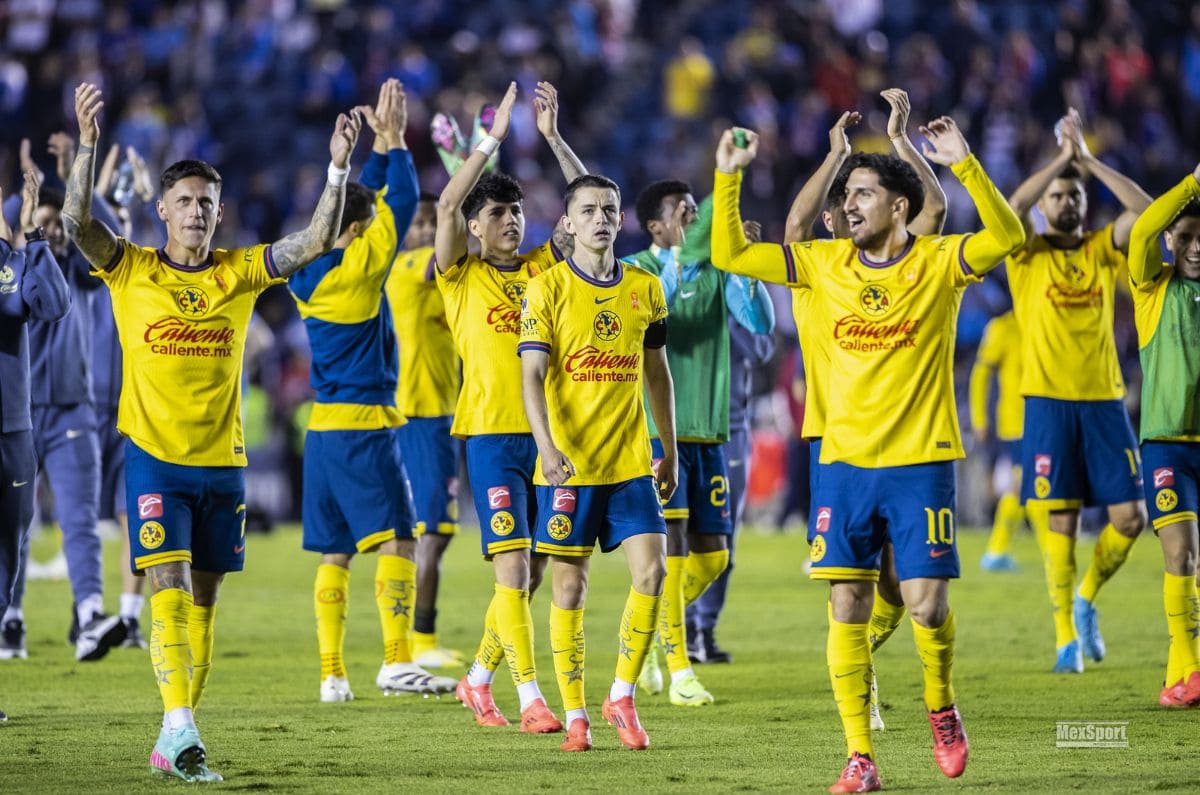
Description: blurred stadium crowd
2,0,1197,527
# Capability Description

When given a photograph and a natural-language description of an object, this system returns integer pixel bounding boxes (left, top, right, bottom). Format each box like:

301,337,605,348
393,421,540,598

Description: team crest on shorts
593,310,622,341
174,287,211,317
547,513,572,540
1034,476,1051,499
1156,488,1179,512
858,285,892,316
810,535,826,562
490,511,515,537
139,521,166,550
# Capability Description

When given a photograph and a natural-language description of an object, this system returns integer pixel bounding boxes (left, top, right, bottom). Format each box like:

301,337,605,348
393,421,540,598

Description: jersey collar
157,247,214,272
567,256,622,287
857,234,915,269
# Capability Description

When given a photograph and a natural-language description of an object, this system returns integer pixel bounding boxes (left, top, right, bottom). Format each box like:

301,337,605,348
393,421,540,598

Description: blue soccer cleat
979,552,1018,572
1053,639,1084,673
1073,595,1106,662
149,726,223,782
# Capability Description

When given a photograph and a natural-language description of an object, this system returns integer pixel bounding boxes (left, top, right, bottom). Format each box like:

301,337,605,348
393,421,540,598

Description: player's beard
1047,211,1081,234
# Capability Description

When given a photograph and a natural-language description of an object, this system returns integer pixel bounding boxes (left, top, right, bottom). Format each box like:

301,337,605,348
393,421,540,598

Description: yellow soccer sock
412,630,438,659
550,604,586,711
188,604,215,710
376,555,417,664
1040,530,1077,647
912,611,957,711
867,594,906,654
1164,573,1200,683
985,494,1022,556
315,563,349,679
827,605,872,759
1027,502,1050,548
471,596,505,680
661,556,690,673
615,587,661,685
494,583,536,685
682,549,729,605
1078,524,1136,603
150,588,194,714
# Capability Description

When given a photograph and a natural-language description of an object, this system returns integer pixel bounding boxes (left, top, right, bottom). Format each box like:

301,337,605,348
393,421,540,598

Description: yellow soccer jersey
386,245,459,417
1007,225,1126,400
968,311,1024,441
93,240,284,466
793,286,828,439
519,259,668,485
437,241,561,437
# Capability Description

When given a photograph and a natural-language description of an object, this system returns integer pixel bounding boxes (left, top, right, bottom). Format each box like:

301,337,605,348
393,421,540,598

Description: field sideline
0,524,1193,792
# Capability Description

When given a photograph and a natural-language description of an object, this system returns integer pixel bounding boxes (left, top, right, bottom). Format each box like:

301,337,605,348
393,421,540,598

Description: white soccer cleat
414,647,466,669
638,640,664,695
320,675,354,703
869,666,885,731
376,662,457,695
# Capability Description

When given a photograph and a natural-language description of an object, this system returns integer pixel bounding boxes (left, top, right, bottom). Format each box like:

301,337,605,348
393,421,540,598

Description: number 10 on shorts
925,507,955,545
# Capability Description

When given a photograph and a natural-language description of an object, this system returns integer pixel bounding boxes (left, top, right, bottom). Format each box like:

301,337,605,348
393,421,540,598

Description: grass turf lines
0,524,1194,792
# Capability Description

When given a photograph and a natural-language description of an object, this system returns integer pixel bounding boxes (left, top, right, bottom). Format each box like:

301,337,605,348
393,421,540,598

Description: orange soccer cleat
601,696,649,750
519,698,563,734
1159,671,1200,708
928,705,969,778
455,676,509,727
559,718,593,752
828,752,881,793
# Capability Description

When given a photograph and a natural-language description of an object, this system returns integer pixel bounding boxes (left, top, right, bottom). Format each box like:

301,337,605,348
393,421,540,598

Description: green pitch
0,524,1193,792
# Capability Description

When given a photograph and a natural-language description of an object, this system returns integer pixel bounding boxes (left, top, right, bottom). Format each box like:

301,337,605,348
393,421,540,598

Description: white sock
609,677,636,701
3,606,23,623
565,707,588,726
467,661,494,687
77,594,104,627
516,680,544,711
163,707,196,731
119,592,145,620
670,667,695,685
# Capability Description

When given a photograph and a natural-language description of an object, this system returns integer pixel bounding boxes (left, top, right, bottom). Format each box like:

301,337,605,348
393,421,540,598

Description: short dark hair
38,186,64,211
463,172,522,221
338,183,376,236
635,179,692,229
1057,164,1084,181
1170,198,1200,228
826,166,851,212
841,152,924,223
564,174,622,213
160,159,223,195
418,191,438,204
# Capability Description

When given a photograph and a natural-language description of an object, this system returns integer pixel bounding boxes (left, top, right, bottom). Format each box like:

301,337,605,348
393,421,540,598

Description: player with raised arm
711,117,1025,791
626,176,774,706
62,81,360,782
0,170,71,720
520,174,675,752
1007,108,1152,673
436,81,584,733
783,90,950,734
287,80,455,701
968,311,1025,572
1126,162,1200,707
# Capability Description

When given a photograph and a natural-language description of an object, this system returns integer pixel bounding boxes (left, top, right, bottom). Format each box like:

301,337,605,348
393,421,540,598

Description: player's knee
631,558,666,597
552,573,588,610
829,582,874,623
1112,505,1148,538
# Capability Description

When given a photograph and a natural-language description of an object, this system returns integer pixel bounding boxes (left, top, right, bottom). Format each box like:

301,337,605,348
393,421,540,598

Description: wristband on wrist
475,135,500,157
24,227,46,243
327,162,350,186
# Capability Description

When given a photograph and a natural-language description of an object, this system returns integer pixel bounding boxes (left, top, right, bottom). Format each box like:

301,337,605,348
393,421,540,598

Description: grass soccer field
0,523,1194,792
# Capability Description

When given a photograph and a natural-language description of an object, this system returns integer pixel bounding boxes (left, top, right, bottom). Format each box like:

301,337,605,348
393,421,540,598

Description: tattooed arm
269,110,363,277
61,83,121,270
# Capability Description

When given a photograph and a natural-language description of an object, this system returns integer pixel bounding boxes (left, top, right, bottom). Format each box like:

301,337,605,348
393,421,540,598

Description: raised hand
20,169,42,233
96,143,120,197
919,116,970,167
19,138,45,184
362,79,407,150
74,83,104,148
329,108,363,169
534,81,562,140
1059,107,1091,162
829,111,861,157
881,88,912,139
716,127,760,174
127,146,155,201
742,219,763,243
47,132,76,182
488,82,519,142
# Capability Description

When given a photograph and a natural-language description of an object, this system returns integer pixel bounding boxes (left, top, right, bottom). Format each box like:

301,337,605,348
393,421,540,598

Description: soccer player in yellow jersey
784,90,950,735
435,81,585,733
385,191,466,669
1007,108,1152,674
520,174,675,752
63,82,360,782
968,310,1026,572
1126,163,1200,707
711,118,1025,791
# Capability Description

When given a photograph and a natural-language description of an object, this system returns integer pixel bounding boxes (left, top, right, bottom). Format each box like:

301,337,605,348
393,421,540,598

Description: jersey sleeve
953,155,1028,275
937,234,984,288
968,319,1002,432
1129,175,1200,287
89,237,141,290
1092,223,1126,269
711,170,812,287
648,274,668,323
231,244,284,293
517,273,554,356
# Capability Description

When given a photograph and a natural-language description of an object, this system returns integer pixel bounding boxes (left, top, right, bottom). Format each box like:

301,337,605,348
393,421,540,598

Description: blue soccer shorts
1021,397,1143,509
533,476,666,556
395,416,461,536
651,439,732,535
302,428,415,555
125,440,246,573
1141,441,1200,534
465,433,538,558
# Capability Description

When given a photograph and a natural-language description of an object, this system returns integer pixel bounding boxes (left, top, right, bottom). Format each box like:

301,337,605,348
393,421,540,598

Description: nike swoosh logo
929,548,953,558
12,480,28,487
65,429,83,439
233,545,245,554
680,291,696,299
834,671,858,678
594,296,616,304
